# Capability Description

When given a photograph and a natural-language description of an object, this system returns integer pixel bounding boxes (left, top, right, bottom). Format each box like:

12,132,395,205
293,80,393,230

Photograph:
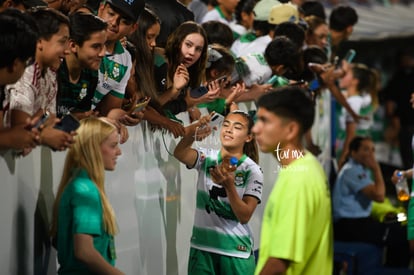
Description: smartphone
190,85,208,98
54,113,80,133
208,112,224,128
344,49,356,63
33,111,50,129
132,97,150,113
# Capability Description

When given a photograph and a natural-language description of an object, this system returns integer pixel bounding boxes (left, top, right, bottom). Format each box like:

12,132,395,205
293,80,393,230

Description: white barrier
0,115,278,275
0,92,334,275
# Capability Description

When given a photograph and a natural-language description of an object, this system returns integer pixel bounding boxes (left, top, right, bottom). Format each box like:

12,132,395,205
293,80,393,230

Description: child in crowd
201,0,239,37
127,7,185,138
57,12,107,119
327,5,358,61
232,0,256,39
198,44,245,115
304,15,329,50
174,110,263,275
158,21,220,121
188,0,213,23
264,36,302,79
4,7,75,152
93,0,144,116
50,117,123,274
201,20,234,49
232,34,302,96
0,9,40,151
232,2,299,57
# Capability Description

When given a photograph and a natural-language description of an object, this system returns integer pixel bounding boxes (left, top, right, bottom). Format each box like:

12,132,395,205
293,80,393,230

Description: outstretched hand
173,64,190,95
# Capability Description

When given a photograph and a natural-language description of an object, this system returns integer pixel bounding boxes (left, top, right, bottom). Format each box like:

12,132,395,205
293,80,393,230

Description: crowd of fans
1,0,414,273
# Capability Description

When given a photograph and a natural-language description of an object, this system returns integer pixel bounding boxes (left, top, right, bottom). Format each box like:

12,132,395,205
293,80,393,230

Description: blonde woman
50,117,123,274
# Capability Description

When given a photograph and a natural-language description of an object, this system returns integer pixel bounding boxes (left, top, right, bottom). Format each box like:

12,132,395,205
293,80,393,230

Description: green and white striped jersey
93,41,132,107
190,148,263,258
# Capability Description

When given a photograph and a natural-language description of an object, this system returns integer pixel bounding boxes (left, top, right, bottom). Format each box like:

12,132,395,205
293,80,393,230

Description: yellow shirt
255,153,333,275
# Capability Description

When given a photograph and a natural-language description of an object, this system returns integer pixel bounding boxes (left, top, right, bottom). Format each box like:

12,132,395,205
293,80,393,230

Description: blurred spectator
383,49,414,170
299,0,326,20
232,0,257,38
232,2,299,57
328,5,358,60
304,15,329,50
265,36,302,78
273,21,305,50
202,20,235,49
336,63,379,169
333,136,410,267
230,0,278,56
200,0,238,25
188,0,211,23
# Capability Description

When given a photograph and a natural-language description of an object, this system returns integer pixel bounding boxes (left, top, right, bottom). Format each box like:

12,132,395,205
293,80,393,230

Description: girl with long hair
337,63,379,169
158,21,221,122
174,110,262,274
304,15,329,49
127,7,186,138
50,117,123,274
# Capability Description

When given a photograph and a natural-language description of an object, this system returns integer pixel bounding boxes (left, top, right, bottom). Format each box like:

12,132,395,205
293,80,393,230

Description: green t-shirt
57,169,115,274
198,98,226,115
255,153,333,275
57,59,98,117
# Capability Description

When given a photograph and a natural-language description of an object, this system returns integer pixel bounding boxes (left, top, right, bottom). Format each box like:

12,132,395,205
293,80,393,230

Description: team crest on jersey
112,64,120,78
102,60,127,82
235,172,244,186
79,83,87,100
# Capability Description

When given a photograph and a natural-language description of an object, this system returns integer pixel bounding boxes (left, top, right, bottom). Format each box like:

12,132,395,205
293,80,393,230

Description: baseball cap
253,0,281,21
268,3,299,25
105,0,144,22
